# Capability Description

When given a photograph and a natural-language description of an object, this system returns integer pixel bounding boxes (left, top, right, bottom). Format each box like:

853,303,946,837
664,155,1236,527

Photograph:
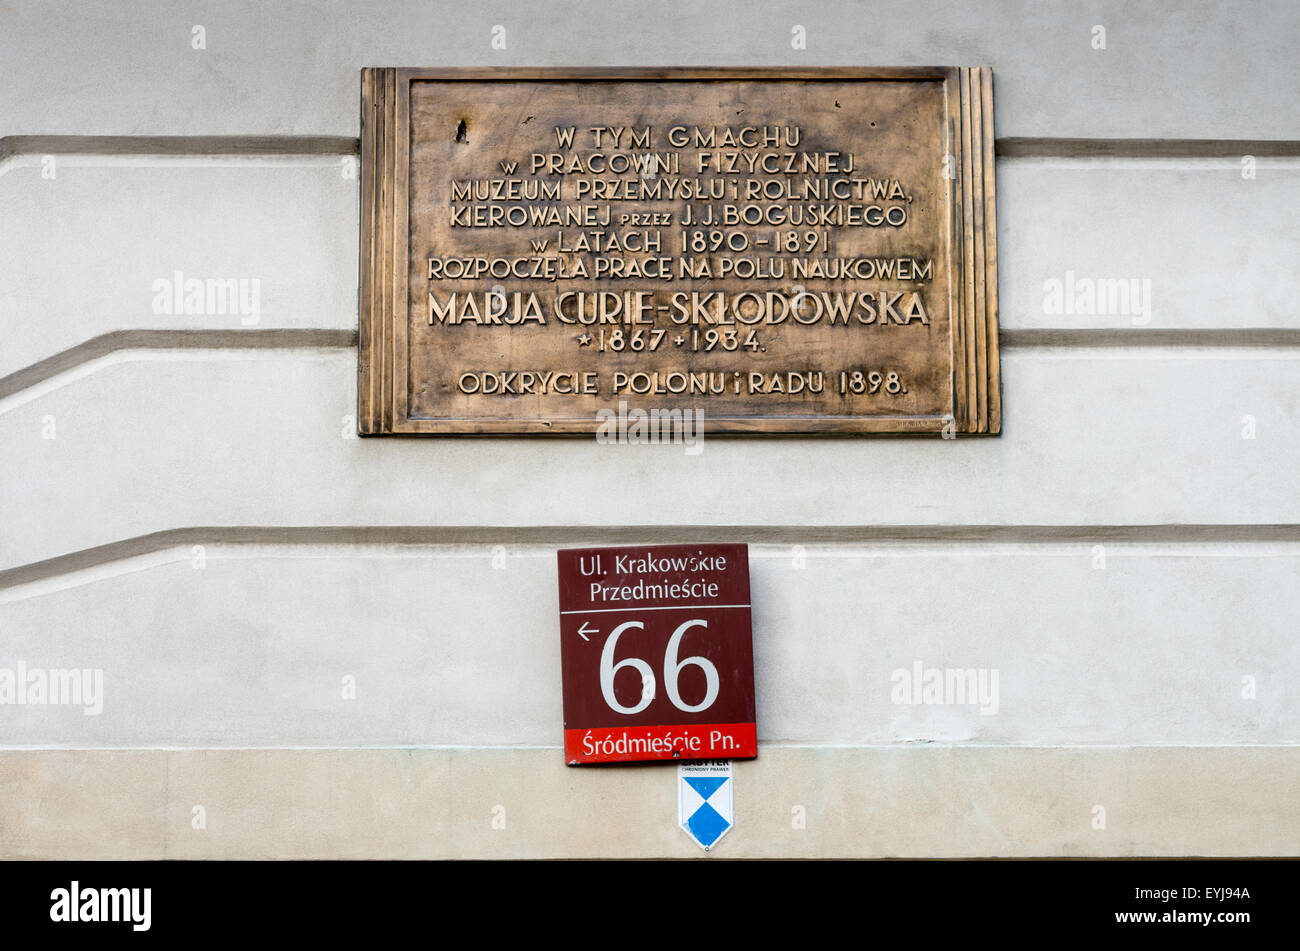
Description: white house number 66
600,619,719,715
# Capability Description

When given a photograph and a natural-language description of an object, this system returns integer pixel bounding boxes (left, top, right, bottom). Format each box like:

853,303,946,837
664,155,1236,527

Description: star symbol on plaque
577,332,592,346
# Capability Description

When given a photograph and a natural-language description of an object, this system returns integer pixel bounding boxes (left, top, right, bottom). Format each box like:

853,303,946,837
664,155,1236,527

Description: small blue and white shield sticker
678,760,733,851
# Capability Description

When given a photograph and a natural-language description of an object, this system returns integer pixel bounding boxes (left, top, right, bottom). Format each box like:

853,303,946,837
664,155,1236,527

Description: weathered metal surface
360,68,999,434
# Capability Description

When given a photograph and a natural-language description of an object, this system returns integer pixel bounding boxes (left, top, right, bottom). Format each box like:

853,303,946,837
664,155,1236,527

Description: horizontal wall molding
997,137,1300,158
1001,329,1300,349
4,524,1300,592
0,330,357,401
0,134,358,162
7,134,1298,162
5,329,1299,403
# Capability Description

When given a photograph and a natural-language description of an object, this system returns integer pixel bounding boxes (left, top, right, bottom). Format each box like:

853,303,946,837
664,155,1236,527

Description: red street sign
557,543,758,765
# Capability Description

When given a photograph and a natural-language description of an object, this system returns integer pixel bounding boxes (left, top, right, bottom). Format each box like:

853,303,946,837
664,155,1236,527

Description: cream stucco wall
2,0,1298,857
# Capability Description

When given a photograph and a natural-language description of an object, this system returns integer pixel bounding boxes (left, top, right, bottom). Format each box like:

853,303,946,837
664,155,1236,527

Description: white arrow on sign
577,621,598,641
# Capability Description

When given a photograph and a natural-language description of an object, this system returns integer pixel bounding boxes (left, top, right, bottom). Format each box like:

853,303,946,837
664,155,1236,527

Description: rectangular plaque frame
359,67,999,435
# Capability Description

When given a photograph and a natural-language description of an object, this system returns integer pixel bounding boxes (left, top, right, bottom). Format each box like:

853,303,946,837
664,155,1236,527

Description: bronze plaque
359,68,999,434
